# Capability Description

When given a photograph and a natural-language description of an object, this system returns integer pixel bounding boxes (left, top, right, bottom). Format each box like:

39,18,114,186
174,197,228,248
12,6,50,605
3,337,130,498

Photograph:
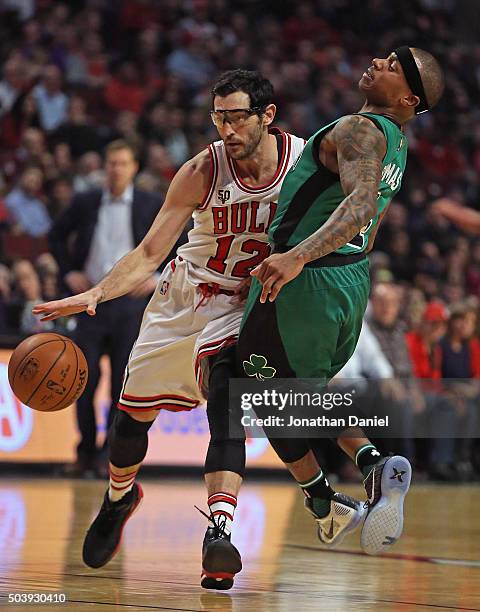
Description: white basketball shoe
361,455,412,555
305,492,366,547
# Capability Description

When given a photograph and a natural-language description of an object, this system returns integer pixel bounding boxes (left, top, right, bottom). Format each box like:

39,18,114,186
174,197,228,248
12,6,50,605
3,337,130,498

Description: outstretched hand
32,287,103,322
251,252,304,303
430,198,460,219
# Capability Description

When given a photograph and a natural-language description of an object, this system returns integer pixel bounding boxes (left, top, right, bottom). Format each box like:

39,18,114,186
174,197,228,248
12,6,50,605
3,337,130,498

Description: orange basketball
7,332,88,412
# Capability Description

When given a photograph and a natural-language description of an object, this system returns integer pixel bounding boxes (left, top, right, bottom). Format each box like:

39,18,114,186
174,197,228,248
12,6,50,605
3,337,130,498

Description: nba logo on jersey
159,281,170,295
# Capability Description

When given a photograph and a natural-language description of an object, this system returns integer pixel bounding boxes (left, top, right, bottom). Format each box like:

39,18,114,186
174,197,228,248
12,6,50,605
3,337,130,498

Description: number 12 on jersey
206,237,271,277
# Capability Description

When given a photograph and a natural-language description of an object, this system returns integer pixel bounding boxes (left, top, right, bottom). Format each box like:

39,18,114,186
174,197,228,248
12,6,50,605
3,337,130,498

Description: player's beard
230,122,263,160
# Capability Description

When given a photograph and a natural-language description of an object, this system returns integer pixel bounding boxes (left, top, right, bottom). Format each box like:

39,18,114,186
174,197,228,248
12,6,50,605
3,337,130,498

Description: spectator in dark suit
49,139,187,477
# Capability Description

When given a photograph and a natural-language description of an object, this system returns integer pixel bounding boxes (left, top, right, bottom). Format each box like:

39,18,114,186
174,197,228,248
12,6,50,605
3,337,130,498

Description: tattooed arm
252,116,386,303
292,115,386,262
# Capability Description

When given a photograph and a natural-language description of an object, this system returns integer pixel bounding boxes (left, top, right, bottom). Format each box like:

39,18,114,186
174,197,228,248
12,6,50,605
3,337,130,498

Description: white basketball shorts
118,257,242,413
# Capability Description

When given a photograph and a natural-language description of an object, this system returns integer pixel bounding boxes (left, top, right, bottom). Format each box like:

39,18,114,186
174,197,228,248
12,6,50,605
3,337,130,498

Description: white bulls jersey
118,129,305,412
177,128,306,289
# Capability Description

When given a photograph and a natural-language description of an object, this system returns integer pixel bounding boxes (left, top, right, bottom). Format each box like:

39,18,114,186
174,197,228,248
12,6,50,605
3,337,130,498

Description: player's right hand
32,287,104,321
252,252,304,303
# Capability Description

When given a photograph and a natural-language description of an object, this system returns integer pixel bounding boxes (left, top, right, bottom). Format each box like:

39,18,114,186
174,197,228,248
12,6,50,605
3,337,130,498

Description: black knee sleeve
268,437,310,464
108,411,154,468
205,439,246,477
205,346,246,477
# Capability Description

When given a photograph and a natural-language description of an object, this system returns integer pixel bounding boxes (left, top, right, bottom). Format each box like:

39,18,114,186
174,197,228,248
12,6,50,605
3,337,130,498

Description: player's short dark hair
211,69,274,110
412,48,445,110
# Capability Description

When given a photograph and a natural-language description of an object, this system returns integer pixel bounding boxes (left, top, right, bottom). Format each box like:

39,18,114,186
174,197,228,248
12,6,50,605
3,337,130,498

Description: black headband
394,46,429,114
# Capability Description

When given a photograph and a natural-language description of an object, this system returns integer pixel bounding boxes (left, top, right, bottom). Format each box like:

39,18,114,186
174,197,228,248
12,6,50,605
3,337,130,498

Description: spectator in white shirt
32,64,68,131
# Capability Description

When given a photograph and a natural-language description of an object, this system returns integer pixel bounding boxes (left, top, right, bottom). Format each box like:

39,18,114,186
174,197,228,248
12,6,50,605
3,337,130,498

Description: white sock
208,492,237,536
108,467,138,502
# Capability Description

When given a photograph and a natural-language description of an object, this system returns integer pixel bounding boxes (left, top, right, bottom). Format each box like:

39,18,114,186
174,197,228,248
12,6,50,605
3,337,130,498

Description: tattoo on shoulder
335,116,386,156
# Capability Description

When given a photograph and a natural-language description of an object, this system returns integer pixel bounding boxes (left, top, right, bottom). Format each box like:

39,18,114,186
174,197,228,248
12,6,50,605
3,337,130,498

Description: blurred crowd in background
0,0,479,479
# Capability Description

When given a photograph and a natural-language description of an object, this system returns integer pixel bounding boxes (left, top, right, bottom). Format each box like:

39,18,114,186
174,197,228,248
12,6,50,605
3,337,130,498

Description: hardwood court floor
0,477,479,611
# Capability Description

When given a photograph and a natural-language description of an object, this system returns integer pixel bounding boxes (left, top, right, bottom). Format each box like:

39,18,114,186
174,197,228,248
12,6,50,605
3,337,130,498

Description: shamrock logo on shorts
243,354,276,381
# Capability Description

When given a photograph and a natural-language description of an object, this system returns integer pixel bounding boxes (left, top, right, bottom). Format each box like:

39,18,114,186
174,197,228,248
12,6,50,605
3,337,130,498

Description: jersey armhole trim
197,144,218,211
311,130,341,179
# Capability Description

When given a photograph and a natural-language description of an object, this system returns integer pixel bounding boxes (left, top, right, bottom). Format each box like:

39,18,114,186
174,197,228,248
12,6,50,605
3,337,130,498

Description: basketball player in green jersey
237,47,445,554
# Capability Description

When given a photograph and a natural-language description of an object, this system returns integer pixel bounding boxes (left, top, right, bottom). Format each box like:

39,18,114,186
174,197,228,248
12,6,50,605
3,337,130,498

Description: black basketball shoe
82,483,143,568
361,455,411,555
197,508,242,590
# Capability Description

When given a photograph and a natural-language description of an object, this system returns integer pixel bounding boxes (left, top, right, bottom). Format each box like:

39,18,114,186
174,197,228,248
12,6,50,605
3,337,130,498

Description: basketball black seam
46,342,80,411
26,341,67,405
48,343,82,412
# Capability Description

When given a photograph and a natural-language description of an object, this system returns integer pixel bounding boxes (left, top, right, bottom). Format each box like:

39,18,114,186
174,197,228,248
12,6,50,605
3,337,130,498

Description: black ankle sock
355,444,383,478
299,469,335,517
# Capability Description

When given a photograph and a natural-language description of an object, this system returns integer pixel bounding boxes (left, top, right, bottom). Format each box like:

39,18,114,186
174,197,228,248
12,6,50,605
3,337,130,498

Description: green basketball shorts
237,256,370,381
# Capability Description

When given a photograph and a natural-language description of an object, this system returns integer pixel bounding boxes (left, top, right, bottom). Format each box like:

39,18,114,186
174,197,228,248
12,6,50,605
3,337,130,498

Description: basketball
7,332,88,412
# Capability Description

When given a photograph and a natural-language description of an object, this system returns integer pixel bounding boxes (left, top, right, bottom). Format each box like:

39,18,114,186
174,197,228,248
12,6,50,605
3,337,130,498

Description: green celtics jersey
269,113,408,255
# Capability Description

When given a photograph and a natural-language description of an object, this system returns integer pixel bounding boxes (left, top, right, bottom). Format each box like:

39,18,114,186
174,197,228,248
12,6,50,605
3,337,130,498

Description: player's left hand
251,253,304,303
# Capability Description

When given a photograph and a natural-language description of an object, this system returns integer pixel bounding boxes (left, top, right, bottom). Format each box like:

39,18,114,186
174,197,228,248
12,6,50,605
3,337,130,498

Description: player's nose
222,122,236,137
372,58,383,71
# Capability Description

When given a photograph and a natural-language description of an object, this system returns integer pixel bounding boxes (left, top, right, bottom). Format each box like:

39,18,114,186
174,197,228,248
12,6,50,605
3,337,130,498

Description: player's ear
262,103,276,126
402,94,420,110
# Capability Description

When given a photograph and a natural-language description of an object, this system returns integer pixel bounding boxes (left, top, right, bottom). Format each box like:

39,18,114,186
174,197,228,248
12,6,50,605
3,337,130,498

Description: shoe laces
195,505,228,538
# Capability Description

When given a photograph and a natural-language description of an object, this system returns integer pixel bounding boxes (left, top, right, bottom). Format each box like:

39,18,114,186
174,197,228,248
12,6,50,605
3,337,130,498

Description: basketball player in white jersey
33,70,306,589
